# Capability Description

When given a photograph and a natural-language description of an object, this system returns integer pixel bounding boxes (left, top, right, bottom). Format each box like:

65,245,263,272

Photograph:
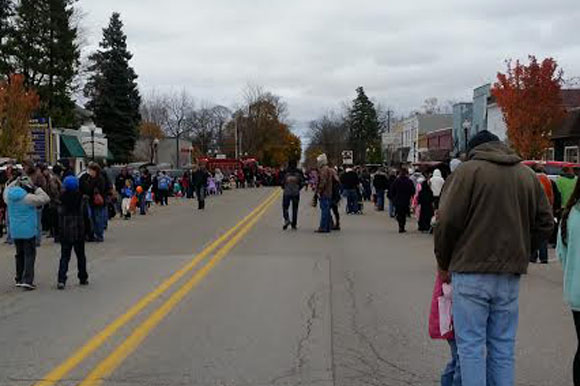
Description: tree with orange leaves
0,74,39,160
492,56,565,159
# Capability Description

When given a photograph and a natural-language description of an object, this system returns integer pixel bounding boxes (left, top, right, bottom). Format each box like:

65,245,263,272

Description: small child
429,272,461,386
121,179,134,220
173,180,182,197
57,176,89,289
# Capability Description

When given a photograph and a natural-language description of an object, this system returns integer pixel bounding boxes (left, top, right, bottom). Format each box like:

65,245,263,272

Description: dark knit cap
468,130,500,152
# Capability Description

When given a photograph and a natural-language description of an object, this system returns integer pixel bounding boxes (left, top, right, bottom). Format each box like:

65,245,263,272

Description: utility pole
234,116,239,159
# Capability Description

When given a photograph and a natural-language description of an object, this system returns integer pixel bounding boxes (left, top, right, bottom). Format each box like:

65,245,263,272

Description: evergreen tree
84,13,141,163
9,0,79,126
0,0,14,77
348,87,381,164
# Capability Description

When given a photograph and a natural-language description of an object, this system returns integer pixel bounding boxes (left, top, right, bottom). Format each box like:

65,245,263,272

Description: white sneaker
20,283,36,291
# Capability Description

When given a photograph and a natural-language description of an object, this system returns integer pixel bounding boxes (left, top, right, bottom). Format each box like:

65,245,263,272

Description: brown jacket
434,142,553,274
317,165,333,199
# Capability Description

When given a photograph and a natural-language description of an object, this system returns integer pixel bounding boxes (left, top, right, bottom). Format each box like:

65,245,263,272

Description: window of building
564,146,579,163
543,148,555,161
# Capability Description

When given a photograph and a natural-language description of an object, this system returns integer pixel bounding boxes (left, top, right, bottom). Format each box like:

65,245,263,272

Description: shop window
565,146,579,163
543,148,555,161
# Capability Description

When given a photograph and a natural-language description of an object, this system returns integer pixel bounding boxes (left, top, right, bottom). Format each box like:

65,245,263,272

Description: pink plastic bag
429,273,454,340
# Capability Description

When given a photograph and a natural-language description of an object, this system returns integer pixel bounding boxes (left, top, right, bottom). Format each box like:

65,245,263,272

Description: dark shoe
399,229,406,234
315,229,330,233
15,281,22,288
80,280,89,286
540,261,549,264
57,283,65,290
332,224,341,231
291,225,297,230
283,221,291,230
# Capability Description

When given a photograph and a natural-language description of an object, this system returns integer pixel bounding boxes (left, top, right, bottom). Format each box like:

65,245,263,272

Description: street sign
342,150,354,165
29,119,51,163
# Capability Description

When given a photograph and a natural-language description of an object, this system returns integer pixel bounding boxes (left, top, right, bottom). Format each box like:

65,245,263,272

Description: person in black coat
192,164,210,210
417,180,434,232
57,176,89,289
386,171,397,218
390,168,416,233
373,169,389,211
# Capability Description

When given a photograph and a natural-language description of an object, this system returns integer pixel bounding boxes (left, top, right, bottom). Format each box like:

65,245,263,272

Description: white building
399,113,453,163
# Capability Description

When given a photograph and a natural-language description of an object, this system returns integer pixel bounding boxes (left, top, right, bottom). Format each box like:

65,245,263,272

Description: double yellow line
35,189,281,386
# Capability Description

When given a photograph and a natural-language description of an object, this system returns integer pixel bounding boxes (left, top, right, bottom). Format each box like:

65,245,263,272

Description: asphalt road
0,188,575,386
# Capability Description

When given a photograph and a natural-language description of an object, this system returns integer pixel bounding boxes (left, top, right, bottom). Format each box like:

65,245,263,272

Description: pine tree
9,0,79,126
0,0,14,77
84,13,141,163
348,87,381,164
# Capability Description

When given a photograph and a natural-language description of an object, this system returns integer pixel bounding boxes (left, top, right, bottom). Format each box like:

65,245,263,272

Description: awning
60,135,86,158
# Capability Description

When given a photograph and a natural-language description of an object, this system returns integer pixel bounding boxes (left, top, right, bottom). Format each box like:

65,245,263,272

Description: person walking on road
390,168,415,233
316,154,333,233
281,159,304,230
373,168,389,211
80,163,108,242
23,161,46,246
341,168,360,214
57,176,89,290
557,177,580,386
115,167,134,215
429,169,445,210
330,166,342,231
192,164,210,210
386,170,397,218
531,164,555,264
435,131,554,386
157,171,171,206
417,179,434,233
4,176,50,290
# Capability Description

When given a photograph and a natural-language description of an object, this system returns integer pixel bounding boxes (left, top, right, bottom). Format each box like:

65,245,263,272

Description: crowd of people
297,130,580,386
0,160,236,291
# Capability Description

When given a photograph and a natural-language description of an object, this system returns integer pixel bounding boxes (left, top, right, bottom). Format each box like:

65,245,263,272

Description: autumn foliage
492,56,565,159
0,74,40,160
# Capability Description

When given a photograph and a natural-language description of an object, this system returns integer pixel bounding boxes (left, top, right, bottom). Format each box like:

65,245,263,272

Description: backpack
158,177,169,190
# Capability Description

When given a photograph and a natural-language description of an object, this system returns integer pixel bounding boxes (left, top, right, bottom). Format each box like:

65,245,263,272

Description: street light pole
90,127,95,161
462,120,472,151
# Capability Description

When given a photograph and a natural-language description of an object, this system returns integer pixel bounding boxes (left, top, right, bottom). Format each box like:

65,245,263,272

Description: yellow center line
78,190,281,386
34,190,280,386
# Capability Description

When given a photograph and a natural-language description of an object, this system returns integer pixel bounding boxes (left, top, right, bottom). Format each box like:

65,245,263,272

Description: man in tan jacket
435,131,553,385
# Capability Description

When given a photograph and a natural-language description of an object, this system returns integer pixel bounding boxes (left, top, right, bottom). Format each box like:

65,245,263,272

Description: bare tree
165,89,195,138
141,90,169,128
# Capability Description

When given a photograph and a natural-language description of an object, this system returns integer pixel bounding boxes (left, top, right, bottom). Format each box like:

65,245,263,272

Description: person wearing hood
316,154,333,233
557,166,578,209
435,131,553,385
57,176,89,289
429,169,445,209
3,176,50,290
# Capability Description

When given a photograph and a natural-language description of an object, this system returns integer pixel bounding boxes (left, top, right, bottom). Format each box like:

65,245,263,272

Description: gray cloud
79,0,580,134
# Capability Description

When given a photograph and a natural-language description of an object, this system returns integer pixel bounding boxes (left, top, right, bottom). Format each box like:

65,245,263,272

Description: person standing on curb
557,177,580,386
4,176,50,290
57,176,89,289
315,154,333,233
281,159,304,230
435,131,553,386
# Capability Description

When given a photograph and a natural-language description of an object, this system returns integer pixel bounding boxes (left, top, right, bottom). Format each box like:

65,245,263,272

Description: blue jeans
452,273,520,386
376,189,385,211
319,197,331,232
530,239,548,263
345,189,358,213
91,206,106,241
442,340,462,386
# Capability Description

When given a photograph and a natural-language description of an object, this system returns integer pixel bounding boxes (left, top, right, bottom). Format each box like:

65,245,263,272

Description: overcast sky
80,0,580,135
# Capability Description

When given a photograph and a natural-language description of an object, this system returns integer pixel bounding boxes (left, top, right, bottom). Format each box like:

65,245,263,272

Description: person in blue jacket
558,177,580,386
3,176,50,290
